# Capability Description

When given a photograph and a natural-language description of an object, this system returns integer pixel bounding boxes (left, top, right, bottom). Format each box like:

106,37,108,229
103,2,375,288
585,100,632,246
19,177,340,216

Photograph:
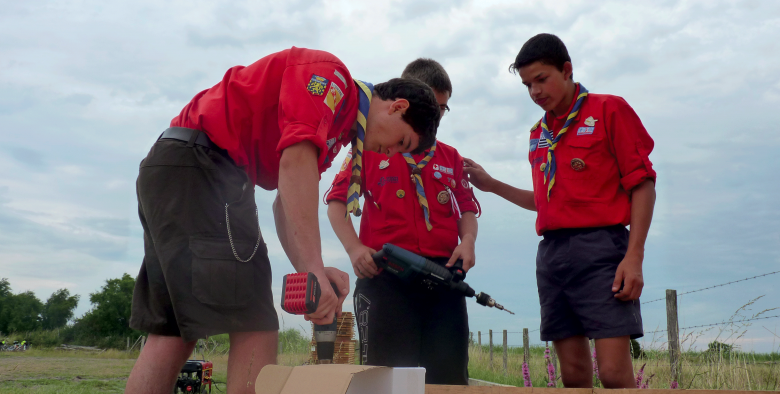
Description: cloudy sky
1,0,779,352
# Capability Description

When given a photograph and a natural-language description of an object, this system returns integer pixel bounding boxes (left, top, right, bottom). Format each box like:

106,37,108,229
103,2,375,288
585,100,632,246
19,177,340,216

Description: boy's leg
594,336,635,388
552,335,593,388
125,334,196,394
419,281,469,385
354,274,422,367
227,331,278,394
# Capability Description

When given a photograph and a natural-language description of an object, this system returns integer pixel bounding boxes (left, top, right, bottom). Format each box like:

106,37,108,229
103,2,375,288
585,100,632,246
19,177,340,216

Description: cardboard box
256,364,425,394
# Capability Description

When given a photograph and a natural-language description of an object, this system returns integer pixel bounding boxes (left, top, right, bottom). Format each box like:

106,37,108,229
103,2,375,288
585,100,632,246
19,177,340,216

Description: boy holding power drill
326,59,479,385
464,34,656,388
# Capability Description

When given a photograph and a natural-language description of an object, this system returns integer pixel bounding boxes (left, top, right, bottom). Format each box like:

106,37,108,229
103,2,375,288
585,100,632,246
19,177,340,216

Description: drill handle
449,259,466,282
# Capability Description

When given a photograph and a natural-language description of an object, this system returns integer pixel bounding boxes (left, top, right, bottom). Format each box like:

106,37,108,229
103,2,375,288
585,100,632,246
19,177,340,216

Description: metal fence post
667,289,681,386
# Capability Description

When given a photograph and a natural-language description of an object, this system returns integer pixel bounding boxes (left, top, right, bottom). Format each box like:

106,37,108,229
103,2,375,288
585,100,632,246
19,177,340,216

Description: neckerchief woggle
402,141,437,231
345,80,373,219
539,83,588,201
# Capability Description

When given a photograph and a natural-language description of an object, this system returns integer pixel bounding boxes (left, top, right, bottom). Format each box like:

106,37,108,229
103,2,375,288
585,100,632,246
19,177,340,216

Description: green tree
76,274,136,337
41,289,80,329
0,278,11,332
4,291,43,332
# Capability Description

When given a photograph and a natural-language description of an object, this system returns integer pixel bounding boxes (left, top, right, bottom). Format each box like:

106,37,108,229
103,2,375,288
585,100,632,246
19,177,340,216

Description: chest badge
584,116,598,127
379,160,389,170
540,162,547,172
396,190,405,198
571,158,586,172
450,179,457,188
437,190,450,204
434,171,442,179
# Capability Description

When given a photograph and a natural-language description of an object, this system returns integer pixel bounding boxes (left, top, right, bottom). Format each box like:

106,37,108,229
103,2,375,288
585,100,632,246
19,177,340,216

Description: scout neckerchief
539,83,588,201
402,141,437,231
346,80,373,219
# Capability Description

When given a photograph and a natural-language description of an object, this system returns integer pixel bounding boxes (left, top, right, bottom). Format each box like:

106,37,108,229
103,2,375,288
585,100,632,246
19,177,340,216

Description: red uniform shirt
326,141,479,258
171,47,359,190
529,88,656,235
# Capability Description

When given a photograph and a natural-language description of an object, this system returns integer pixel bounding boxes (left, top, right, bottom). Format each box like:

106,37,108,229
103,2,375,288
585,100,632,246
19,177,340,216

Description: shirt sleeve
277,62,352,167
606,97,657,191
452,151,479,215
325,153,353,204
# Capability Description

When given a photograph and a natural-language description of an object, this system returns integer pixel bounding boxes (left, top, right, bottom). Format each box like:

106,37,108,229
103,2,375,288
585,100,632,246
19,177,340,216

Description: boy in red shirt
125,47,440,394
326,59,479,385
465,34,656,388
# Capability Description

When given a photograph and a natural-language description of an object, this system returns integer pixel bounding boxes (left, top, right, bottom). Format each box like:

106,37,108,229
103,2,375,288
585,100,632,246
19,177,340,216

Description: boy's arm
275,140,338,324
326,201,378,279
463,158,536,211
447,212,478,272
612,178,655,301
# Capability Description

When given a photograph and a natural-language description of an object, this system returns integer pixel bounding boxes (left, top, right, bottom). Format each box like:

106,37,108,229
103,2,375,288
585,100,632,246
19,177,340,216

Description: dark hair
509,33,571,76
401,58,453,97
373,78,439,154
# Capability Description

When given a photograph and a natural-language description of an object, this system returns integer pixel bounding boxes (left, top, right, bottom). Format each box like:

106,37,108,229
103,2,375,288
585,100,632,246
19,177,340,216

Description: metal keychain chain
225,202,262,263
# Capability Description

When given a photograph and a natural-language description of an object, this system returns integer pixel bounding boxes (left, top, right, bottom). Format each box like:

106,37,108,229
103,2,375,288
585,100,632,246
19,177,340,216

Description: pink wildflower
640,373,655,389
544,345,556,387
592,347,599,379
522,361,532,387
635,363,646,388
670,380,679,389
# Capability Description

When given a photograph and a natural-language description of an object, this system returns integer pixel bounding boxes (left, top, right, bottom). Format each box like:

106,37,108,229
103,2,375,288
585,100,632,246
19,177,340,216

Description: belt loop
187,129,200,147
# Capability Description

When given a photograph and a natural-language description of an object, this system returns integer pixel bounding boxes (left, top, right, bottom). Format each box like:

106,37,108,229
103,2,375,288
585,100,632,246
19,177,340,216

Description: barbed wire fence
468,269,780,379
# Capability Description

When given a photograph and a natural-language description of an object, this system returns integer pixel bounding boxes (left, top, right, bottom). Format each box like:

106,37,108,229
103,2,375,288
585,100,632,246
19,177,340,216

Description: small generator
174,360,213,393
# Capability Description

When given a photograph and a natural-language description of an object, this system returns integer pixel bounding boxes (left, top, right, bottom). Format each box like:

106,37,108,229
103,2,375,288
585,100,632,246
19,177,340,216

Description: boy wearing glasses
326,58,479,385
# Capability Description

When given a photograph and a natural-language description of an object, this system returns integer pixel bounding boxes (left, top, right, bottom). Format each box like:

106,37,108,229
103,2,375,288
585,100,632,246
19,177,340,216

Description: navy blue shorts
536,225,643,342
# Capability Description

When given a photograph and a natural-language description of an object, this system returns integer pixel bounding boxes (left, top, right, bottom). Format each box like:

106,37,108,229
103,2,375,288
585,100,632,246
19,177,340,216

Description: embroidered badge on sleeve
307,75,329,96
324,83,344,113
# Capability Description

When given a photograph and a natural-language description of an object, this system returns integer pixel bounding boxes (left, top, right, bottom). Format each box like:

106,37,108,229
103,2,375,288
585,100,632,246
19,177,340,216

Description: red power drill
280,272,339,364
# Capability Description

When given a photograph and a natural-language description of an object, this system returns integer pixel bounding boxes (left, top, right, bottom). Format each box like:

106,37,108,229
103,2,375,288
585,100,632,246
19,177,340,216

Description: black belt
159,127,218,149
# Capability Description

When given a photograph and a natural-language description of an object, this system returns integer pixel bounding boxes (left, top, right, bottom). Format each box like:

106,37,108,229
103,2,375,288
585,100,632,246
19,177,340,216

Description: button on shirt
327,141,479,258
528,89,656,235
170,47,359,191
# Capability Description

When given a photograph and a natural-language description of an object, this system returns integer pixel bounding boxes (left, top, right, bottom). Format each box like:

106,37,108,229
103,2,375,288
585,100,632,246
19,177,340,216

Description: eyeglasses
439,104,450,114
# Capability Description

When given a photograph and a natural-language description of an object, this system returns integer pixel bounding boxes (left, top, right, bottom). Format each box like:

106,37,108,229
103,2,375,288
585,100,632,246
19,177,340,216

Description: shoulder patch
530,121,540,132
324,83,344,114
307,74,328,96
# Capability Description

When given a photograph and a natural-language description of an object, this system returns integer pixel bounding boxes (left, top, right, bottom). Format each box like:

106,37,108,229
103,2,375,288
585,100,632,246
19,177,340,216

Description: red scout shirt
171,47,359,191
528,86,656,235
326,141,479,259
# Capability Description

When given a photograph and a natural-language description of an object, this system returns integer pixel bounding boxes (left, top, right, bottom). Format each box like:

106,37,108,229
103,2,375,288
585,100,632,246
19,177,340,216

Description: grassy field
468,343,780,390
2,333,779,392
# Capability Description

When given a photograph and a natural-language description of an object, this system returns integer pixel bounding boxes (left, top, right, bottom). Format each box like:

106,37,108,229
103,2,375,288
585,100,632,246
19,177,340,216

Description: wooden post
666,289,681,386
523,328,530,363
478,331,481,347
489,330,494,370
126,337,129,351
470,332,473,344
503,330,508,375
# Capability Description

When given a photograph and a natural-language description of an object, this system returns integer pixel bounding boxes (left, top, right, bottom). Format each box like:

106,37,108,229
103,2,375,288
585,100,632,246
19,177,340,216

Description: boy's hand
347,243,379,279
463,158,495,193
612,253,644,301
447,237,476,272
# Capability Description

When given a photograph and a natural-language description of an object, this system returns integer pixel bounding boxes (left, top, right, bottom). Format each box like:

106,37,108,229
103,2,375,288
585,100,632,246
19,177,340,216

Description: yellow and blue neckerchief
539,83,589,201
402,141,437,231
346,80,373,218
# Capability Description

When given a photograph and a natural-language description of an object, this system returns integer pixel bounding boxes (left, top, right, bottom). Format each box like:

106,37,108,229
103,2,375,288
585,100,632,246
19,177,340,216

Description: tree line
0,274,142,348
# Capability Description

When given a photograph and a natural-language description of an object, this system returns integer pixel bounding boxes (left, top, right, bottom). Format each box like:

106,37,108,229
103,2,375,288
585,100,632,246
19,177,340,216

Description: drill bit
475,292,515,315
